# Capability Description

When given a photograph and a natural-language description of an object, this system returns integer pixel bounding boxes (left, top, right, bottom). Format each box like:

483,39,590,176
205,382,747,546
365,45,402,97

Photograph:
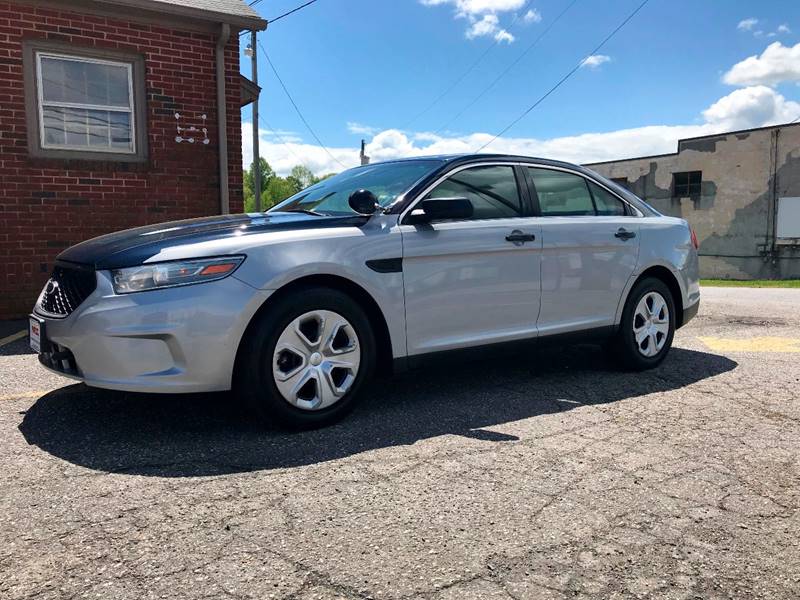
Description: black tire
612,277,676,371
237,286,376,430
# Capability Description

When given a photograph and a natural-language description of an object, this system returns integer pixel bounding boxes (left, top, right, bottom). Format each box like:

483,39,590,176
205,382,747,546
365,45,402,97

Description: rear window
528,168,594,216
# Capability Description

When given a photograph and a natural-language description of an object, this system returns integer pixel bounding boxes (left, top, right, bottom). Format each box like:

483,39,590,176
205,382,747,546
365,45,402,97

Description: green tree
242,161,339,213
289,165,318,190
243,158,275,212
265,176,299,205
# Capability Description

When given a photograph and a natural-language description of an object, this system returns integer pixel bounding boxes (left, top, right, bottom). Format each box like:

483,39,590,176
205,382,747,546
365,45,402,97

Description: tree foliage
243,159,336,212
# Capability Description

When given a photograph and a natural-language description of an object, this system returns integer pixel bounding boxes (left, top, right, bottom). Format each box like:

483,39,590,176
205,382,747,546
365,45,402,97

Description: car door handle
614,228,636,240
505,231,536,243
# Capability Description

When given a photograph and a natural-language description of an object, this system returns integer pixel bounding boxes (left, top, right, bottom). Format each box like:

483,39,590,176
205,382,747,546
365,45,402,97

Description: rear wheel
613,277,676,370
238,287,376,429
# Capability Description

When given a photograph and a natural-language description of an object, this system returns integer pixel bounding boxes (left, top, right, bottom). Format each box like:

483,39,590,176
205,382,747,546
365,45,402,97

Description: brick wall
0,1,244,318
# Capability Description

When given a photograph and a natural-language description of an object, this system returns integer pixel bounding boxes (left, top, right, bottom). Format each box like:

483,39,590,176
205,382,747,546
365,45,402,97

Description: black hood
57,212,367,270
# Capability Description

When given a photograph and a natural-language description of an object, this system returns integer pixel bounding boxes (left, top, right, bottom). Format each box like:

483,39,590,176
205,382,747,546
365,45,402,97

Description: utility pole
250,29,262,212
360,139,370,166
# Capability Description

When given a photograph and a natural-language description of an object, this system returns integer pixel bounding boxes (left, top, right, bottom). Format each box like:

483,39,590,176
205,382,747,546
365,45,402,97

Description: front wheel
613,277,676,370
237,287,376,429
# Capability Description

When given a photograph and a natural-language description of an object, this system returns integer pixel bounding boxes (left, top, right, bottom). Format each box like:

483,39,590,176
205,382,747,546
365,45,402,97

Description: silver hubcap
633,291,670,357
272,310,361,411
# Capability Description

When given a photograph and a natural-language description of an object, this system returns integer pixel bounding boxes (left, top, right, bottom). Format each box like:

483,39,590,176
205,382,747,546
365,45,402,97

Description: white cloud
420,0,527,16
523,9,541,24
242,121,359,176
346,122,379,136
737,18,758,31
723,42,800,86
466,13,514,42
738,18,792,38
702,85,800,130
581,54,611,69
242,86,800,176
420,0,525,43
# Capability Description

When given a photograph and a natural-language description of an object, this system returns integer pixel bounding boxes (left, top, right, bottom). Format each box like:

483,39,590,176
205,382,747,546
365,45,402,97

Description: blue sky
241,0,800,174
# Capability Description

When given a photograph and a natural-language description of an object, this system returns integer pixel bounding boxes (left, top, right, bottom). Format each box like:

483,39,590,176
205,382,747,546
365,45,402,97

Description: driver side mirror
405,197,473,224
348,189,380,215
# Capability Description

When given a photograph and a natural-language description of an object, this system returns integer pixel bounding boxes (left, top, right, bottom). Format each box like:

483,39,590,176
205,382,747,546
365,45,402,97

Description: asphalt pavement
1,287,799,599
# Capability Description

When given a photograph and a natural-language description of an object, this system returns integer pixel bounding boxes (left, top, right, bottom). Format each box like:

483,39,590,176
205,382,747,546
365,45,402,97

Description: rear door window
528,168,594,216
588,181,627,216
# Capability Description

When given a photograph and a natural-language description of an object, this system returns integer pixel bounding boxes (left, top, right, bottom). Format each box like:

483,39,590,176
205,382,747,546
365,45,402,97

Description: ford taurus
30,154,700,428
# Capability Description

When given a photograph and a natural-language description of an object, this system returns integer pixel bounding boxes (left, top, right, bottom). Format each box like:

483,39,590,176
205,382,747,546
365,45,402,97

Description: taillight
690,228,699,250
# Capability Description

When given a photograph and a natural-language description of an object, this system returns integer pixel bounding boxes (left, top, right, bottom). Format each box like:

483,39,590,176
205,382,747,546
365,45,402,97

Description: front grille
38,264,97,317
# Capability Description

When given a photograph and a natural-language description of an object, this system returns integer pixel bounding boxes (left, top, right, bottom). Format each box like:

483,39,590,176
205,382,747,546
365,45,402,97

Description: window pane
42,107,66,146
529,168,594,216
426,166,521,220
673,171,702,197
589,181,626,216
40,55,130,108
109,112,132,149
64,107,88,146
41,106,132,151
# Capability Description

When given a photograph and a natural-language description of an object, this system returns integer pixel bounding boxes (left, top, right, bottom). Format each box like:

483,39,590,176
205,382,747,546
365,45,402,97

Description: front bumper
35,272,272,393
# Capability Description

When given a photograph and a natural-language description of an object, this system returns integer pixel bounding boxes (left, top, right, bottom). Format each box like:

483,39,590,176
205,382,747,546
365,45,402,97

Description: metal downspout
251,29,262,212
216,23,231,214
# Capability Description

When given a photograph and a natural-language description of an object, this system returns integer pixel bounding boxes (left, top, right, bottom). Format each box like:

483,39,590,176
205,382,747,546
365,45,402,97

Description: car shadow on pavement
18,345,737,477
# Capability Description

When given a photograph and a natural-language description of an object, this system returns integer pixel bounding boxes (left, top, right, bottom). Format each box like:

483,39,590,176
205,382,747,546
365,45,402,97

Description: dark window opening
611,177,630,190
673,171,702,197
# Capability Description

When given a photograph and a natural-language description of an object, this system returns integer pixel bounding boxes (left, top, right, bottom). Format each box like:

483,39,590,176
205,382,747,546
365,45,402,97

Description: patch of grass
701,279,800,288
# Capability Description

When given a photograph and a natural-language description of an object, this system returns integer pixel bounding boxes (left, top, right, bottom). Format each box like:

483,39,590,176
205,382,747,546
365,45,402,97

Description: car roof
369,153,585,171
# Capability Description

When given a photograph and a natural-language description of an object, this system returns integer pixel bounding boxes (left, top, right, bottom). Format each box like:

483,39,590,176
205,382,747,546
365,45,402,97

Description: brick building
0,0,266,318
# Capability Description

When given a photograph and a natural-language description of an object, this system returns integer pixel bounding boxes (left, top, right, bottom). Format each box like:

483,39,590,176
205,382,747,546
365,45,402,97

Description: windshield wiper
280,208,327,217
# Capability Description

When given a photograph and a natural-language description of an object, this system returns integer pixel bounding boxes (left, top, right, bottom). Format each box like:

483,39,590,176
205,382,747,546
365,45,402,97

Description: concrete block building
586,122,800,280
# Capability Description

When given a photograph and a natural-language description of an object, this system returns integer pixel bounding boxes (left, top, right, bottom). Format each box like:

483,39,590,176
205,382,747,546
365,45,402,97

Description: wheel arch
233,274,395,384
621,265,686,328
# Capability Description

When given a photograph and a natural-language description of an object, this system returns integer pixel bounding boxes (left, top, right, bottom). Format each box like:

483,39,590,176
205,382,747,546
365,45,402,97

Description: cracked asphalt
1,287,799,599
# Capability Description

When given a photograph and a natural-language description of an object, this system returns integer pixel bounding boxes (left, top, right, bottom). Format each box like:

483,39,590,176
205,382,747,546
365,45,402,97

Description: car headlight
111,256,245,294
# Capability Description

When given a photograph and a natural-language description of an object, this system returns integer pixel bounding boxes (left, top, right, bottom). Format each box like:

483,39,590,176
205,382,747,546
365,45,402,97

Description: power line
435,0,580,135
258,41,347,169
241,0,320,35
269,0,320,24
476,0,650,152
403,0,535,129
255,113,315,171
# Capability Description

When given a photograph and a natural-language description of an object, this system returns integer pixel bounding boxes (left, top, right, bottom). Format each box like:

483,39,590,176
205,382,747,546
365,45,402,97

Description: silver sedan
30,154,700,428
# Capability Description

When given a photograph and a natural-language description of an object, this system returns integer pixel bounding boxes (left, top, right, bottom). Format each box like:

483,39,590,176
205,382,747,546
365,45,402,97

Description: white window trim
35,51,136,155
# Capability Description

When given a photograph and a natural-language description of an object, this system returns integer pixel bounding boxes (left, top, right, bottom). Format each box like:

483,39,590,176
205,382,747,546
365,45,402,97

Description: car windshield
268,160,443,216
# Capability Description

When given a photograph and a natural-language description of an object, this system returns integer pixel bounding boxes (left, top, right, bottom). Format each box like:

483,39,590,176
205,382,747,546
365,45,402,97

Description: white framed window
23,40,147,162
36,52,135,154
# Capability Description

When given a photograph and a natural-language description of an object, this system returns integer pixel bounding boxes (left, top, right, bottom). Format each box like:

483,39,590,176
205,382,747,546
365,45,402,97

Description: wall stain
701,152,800,278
